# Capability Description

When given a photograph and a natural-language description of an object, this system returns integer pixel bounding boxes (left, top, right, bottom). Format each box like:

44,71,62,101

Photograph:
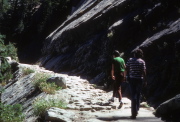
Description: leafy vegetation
32,73,61,94
33,97,67,117
0,34,17,60
0,0,71,63
39,82,62,94
0,0,71,41
0,103,25,122
0,34,17,85
0,56,12,85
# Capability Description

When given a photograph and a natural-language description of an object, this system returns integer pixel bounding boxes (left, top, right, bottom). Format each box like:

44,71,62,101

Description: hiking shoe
108,98,114,103
130,115,136,119
118,102,123,109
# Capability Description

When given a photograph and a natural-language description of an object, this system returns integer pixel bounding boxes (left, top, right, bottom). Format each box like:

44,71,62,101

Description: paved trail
52,74,163,122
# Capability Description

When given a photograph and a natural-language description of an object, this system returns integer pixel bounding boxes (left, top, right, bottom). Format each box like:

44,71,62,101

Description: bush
39,82,62,94
33,97,67,117
32,72,51,88
32,73,61,94
0,103,25,122
0,34,18,60
22,68,35,76
0,56,13,85
0,34,17,85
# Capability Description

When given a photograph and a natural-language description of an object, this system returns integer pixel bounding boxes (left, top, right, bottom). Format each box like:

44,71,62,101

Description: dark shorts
114,72,124,87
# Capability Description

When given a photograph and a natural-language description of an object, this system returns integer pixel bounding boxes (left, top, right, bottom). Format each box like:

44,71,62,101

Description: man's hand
123,76,126,82
112,76,115,80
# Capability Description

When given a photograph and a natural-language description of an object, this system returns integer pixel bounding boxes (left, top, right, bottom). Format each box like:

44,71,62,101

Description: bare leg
118,86,122,102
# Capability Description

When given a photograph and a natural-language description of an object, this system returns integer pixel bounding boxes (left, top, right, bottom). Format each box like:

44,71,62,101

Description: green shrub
0,34,18,60
32,73,50,87
33,97,67,117
0,103,25,122
0,86,5,94
0,34,17,85
39,82,62,94
22,68,35,76
32,73,61,94
0,56,13,85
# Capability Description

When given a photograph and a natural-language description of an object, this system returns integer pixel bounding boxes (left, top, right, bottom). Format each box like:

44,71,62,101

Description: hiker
125,49,147,119
109,50,126,109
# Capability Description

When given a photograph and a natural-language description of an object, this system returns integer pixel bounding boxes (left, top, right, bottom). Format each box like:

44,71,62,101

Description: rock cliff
39,0,180,108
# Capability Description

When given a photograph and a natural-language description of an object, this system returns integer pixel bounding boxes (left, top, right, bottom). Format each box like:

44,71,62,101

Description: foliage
32,73,61,94
0,103,25,122
32,73,51,87
39,82,62,94
0,56,12,84
0,34,18,60
37,0,70,33
0,0,71,39
0,85,5,93
0,0,71,63
22,67,35,76
0,0,41,35
0,34,17,84
33,97,67,117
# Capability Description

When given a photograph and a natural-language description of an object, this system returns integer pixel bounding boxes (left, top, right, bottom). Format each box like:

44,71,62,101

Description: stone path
47,74,163,122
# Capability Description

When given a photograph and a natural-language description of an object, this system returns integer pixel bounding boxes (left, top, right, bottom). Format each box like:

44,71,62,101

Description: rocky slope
1,62,162,122
38,0,180,108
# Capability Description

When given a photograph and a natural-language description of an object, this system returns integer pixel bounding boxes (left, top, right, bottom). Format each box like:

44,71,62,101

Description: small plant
0,103,25,122
33,97,67,117
39,82,62,94
32,73,51,88
92,84,97,88
0,81,6,86
140,102,150,108
107,30,114,38
0,86,5,93
22,68,35,76
32,73,61,94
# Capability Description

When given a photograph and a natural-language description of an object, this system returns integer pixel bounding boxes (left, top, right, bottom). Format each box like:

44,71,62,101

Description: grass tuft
32,73,61,94
33,97,67,117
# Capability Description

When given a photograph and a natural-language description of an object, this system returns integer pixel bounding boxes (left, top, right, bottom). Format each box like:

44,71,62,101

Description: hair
133,49,143,58
113,50,120,57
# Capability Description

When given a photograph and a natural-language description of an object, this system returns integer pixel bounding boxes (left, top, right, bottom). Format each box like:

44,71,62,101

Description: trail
50,74,163,122
15,64,162,121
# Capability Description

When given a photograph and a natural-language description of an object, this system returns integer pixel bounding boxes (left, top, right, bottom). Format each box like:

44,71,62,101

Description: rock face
45,107,75,122
39,0,180,108
1,63,50,121
154,94,180,122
